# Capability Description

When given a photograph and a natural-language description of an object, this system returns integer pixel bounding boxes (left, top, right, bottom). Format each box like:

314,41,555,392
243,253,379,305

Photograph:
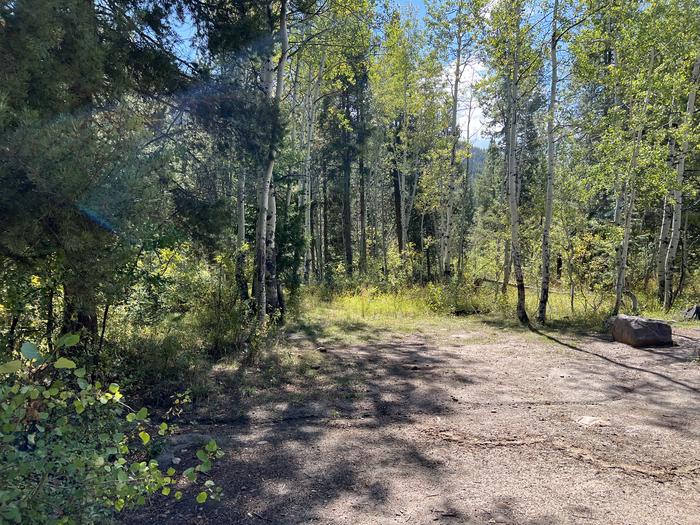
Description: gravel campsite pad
125,321,700,524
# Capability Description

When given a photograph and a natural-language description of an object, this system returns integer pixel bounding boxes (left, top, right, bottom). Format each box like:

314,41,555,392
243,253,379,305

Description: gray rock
611,315,672,347
683,305,700,321
155,432,213,466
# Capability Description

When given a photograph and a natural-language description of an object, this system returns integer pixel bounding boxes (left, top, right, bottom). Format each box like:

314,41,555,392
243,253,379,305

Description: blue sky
398,0,426,16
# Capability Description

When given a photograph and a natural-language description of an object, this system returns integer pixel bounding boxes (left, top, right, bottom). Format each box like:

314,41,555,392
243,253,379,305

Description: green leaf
166,467,176,476
74,367,86,378
54,357,76,369
0,360,22,374
196,492,208,504
174,491,183,501
135,407,148,421
108,383,119,394
205,440,218,453
20,342,41,361
196,449,208,462
114,498,125,512
74,400,85,414
198,460,211,473
56,333,80,348
126,413,135,423
183,467,197,481
161,487,171,496
77,378,89,390
138,431,150,445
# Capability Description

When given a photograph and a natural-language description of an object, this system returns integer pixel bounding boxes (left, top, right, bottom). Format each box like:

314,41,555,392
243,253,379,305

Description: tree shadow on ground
123,319,700,524
123,320,487,524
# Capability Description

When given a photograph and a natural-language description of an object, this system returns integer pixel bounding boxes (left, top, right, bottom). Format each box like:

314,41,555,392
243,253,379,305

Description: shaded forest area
0,0,699,523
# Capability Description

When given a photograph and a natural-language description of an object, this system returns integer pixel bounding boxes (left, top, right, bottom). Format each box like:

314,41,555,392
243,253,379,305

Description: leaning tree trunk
663,54,700,311
537,0,559,324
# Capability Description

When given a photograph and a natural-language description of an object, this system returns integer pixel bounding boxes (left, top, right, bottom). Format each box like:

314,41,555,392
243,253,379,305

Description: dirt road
128,319,700,524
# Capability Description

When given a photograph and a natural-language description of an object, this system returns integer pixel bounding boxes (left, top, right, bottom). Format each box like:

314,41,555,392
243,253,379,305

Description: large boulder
611,315,673,347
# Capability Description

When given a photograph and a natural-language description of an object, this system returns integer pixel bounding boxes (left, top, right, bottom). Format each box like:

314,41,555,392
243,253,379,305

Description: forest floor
126,308,700,525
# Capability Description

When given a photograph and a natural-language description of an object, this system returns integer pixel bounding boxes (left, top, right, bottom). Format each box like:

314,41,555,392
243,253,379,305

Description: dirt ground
126,317,700,525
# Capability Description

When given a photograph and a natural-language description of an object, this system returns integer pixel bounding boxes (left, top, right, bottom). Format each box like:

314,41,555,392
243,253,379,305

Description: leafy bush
0,335,222,524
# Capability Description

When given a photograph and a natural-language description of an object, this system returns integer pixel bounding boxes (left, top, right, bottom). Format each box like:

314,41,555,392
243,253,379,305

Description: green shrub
0,335,222,524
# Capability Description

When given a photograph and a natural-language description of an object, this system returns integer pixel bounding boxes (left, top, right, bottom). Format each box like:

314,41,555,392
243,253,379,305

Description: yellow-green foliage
333,287,435,319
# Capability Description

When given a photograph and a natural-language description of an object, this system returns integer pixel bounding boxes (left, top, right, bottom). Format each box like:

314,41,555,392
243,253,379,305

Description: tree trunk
322,166,329,274
254,0,288,322
359,155,368,274
303,54,325,283
62,279,98,348
441,4,464,279
6,314,19,353
236,170,249,301
342,142,353,276
613,52,656,315
537,0,559,324
265,183,280,312
656,194,672,302
391,124,405,254
507,3,528,325
663,54,700,310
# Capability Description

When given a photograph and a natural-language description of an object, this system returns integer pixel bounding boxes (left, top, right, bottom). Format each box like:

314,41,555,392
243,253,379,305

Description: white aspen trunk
303,54,325,283
537,0,559,324
613,52,656,315
457,76,475,276
656,134,675,302
656,195,672,301
266,183,280,312
663,54,700,310
507,2,528,325
254,0,288,322
441,4,464,278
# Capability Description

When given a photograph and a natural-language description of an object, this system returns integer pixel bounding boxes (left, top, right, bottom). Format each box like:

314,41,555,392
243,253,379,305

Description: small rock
317,346,328,353
577,416,610,427
155,432,214,466
492,513,512,524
